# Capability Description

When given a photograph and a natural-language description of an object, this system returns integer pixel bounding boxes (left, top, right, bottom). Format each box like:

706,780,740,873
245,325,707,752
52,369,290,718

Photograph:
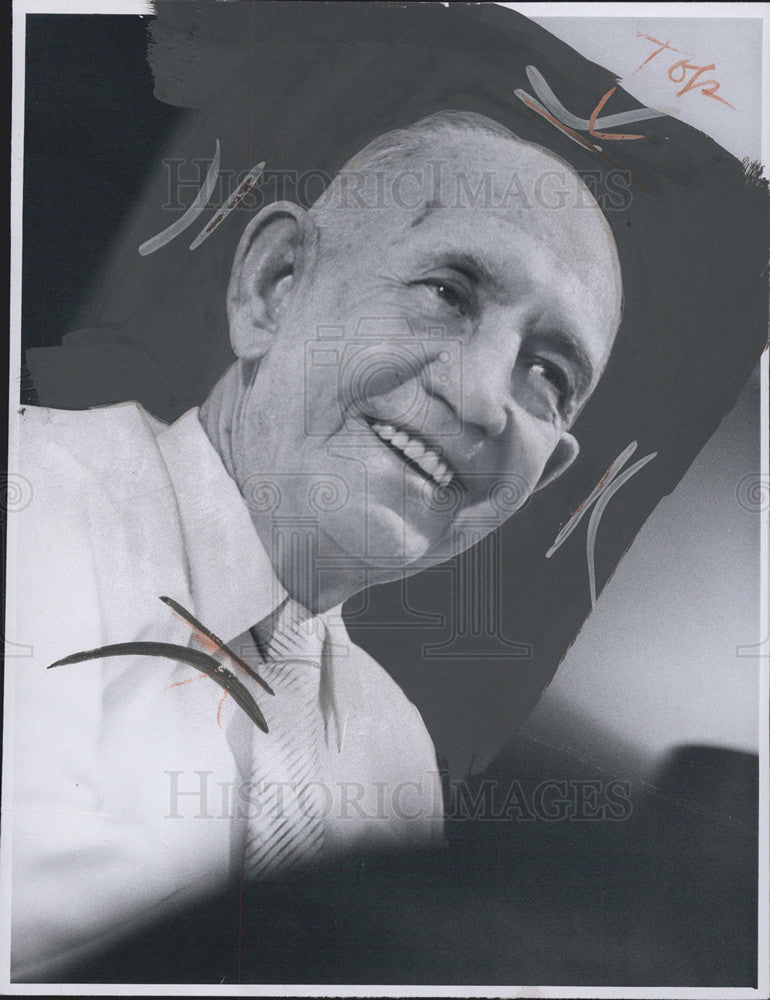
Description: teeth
420,452,440,476
371,421,454,487
403,441,426,460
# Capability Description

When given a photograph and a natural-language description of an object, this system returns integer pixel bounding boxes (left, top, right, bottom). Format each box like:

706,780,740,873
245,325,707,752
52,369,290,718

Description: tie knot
252,597,327,665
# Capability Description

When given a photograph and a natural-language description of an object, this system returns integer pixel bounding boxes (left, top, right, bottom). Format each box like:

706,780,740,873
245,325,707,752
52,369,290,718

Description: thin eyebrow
421,249,496,288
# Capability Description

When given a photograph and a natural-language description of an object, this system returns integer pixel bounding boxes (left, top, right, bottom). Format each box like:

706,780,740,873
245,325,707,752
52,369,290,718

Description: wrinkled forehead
322,130,621,292
408,132,619,281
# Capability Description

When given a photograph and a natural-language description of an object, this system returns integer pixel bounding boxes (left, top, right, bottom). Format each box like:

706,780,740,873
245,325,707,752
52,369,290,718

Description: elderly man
10,110,621,978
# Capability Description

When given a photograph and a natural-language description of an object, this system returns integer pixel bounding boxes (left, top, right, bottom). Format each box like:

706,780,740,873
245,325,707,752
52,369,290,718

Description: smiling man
202,112,620,606
11,111,621,979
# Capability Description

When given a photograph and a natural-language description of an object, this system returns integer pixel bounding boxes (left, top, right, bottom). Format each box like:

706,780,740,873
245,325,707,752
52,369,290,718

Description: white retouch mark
547,441,657,608
139,140,221,256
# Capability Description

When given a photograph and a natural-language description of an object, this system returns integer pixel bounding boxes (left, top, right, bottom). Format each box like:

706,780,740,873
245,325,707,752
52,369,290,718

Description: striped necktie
241,597,327,880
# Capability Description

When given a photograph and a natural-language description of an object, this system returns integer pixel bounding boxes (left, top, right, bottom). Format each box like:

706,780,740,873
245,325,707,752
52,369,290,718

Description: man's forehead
365,130,618,270
327,128,593,218
389,130,593,212
318,126,622,339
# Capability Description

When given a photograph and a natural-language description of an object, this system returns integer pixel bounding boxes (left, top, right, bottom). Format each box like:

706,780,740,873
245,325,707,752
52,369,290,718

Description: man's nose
431,322,519,440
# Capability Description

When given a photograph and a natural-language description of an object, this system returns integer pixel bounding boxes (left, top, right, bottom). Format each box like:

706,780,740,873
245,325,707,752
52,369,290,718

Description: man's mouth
368,420,456,489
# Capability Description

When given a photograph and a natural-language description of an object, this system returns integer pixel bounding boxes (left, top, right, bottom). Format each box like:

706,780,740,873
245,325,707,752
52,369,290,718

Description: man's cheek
298,353,349,439
463,440,544,514
343,294,449,343
507,414,563,481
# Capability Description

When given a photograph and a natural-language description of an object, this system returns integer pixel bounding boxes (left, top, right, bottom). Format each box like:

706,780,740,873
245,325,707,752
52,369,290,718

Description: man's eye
525,358,571,408
420,279,470,316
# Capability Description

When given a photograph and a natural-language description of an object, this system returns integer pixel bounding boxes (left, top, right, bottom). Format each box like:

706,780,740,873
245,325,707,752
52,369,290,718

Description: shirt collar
155,407,349,750
156,407,288,645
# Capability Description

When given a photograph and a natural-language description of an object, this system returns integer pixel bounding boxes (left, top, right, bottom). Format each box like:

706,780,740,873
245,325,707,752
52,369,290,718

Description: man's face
230,132,622,584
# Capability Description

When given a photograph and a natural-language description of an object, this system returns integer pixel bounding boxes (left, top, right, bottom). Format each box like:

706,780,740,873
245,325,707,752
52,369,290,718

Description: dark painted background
17,4,765,986
22,3,768,778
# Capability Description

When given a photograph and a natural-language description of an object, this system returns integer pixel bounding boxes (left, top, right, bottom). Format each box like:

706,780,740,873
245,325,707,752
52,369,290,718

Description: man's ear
534,432,580,491
227,201,318,361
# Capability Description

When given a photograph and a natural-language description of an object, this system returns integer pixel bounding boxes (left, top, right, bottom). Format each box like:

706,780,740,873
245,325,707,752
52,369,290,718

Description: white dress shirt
7,402,444,980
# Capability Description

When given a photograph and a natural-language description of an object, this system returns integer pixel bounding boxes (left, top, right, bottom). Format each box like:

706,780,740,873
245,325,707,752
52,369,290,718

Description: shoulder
18,402,167,479
16,402,177,531
13,403,190,649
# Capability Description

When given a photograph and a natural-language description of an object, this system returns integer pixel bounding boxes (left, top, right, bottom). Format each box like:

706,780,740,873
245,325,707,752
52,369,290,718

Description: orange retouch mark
163,632,250,727
515,92,649,194
589,88,645,141
516,92,601,154
160,595,274,695
158,595,273,732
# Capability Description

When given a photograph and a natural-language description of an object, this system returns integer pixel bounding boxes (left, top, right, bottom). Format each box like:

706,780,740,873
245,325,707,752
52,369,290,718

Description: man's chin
327,504,451,574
